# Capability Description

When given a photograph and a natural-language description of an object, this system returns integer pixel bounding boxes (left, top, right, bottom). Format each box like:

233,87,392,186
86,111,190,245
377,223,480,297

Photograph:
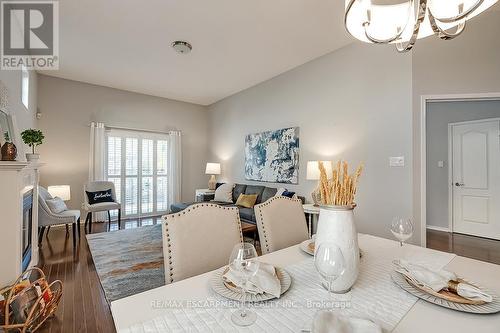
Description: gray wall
412,10,500,241
37,75,208,211
0,17,37,139
208,10,500,244
0,69,38,144
426,100,500,229
208,42,413,240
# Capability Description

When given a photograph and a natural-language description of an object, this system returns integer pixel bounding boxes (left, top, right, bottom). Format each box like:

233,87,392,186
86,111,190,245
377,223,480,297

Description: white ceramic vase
315,204,359,293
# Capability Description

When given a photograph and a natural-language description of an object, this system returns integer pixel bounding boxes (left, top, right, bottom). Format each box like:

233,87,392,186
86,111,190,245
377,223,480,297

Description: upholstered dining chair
83,181,121,233
255,196,309,254
162,203,243,285
38,186,81,248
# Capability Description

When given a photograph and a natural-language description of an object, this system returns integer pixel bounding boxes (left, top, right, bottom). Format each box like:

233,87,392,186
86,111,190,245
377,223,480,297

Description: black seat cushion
232,184,247,203
261,187,277,203
245,185,265,204
238,207,256,224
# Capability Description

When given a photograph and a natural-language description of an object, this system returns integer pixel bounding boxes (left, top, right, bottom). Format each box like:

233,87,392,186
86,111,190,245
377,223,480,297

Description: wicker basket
0,267,63,332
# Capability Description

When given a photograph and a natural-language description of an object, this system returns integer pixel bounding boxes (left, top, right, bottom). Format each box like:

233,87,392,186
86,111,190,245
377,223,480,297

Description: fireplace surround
22,190,34,272
0,161,42,286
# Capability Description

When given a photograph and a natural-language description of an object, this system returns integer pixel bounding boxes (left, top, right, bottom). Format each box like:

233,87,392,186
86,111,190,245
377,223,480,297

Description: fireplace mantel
0,161,43,286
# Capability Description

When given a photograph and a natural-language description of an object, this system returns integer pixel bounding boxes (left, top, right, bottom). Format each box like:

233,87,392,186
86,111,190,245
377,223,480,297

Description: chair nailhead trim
254,196,301,253
163,203,243,282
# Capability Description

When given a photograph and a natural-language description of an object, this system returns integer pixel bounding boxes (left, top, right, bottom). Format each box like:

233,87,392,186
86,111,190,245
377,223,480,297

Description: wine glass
228,242,260,326
390,217,414,246
314,242,346,310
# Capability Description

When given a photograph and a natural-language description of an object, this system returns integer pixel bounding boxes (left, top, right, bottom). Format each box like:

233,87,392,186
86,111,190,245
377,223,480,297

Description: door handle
455,182,465,187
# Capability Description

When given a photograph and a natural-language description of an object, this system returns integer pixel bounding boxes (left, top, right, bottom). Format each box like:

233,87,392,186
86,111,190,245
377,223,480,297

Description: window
105,129,169,218
21,66,29,110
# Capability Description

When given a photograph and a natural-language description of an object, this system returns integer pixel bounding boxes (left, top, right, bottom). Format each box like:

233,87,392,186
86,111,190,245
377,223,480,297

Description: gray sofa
170,183,304,225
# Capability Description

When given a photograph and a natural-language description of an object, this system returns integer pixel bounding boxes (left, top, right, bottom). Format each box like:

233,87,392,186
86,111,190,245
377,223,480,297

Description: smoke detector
171,41,192,54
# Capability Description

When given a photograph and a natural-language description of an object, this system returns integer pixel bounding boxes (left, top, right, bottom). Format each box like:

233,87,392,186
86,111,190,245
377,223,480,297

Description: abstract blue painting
245,127,300,184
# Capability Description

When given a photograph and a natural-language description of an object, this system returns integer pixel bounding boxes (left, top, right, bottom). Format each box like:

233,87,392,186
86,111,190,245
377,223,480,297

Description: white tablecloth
113,235,456,332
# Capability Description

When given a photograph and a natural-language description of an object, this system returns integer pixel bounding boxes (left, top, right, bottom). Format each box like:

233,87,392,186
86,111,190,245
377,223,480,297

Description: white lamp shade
48,185,71,201
345,0,498,44
205,162,221,175
306,161,333,180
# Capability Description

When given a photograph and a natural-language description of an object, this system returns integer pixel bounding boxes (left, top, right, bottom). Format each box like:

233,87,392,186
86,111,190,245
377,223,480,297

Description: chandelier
344,0,498,52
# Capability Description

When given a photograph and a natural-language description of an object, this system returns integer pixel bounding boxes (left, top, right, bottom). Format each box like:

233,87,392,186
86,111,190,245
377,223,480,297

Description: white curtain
168,131,182,210
88,122,106,221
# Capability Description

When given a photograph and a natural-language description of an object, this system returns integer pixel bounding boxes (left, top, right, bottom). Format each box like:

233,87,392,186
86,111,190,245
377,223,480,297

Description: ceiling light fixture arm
428,3,467,40
428,0,485,23
396,0,428,52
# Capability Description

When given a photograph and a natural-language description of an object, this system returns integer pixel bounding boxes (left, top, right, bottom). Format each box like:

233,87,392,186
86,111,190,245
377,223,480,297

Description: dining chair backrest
255,196,309,254
84,181,118,205
162,203,243,284
38,186,54,216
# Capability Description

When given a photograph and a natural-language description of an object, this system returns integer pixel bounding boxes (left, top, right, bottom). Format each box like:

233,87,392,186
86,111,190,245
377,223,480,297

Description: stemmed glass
390,217,414,246
314,242,346,310
228,242,260,326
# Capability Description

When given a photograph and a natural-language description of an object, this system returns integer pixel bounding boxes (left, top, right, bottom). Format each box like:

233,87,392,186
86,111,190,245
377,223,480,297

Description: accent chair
38,186,81,247
83,181,121,233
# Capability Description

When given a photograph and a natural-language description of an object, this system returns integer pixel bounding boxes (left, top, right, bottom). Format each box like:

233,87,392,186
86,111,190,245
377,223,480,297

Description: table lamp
306,161,332,206
205,163,221,190
48,185,71,201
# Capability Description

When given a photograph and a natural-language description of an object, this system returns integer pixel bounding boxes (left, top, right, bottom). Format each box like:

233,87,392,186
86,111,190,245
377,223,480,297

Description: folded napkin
393,260,492,303
223,262,281,298
312,311,382,333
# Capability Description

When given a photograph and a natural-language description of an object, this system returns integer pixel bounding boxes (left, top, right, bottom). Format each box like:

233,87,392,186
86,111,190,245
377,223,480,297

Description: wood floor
427,229,500,265
36,217,162,333
36,221,500,332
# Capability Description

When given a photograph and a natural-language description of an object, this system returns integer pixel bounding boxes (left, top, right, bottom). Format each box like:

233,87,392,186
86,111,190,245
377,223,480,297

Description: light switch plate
389,156,405,167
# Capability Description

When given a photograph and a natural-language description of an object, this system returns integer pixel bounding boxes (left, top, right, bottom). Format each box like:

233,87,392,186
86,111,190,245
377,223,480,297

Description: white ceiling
39,0,353,105
41,1,500,106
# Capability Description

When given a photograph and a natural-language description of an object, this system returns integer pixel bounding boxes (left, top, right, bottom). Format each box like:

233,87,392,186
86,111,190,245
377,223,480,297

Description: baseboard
426,225,451,233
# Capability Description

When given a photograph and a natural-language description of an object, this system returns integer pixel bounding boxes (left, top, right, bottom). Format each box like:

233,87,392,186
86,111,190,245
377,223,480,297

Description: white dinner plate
391,271,500,314
300,239,315,256
210,265,291,302
300,240,364,259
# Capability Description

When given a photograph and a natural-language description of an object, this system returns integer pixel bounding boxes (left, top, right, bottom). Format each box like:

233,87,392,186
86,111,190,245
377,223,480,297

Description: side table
302,204,320,238
195,189,215,202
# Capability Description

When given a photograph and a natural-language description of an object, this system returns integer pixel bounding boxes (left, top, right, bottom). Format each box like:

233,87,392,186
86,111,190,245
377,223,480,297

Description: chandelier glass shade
344,0,498,52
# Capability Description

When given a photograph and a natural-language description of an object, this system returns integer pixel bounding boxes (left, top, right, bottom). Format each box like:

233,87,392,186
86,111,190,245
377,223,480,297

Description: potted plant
21,129,44,162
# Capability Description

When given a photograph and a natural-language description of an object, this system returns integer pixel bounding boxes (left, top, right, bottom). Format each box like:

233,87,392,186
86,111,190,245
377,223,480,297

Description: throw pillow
86,189,114,205
46,197,68,214
275,187,287,196
214,183,234,202
282,190,296,198
215,182,225,189
235,193,258,208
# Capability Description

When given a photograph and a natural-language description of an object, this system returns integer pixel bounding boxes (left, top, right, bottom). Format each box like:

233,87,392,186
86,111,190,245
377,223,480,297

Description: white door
451,119,500,240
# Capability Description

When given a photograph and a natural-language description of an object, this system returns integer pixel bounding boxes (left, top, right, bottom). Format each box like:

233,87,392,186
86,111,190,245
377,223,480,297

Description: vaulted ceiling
40,1,500,105
39,0,352,105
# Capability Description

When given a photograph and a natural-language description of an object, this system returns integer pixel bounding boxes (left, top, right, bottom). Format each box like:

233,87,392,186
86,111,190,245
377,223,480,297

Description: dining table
111,233,500,332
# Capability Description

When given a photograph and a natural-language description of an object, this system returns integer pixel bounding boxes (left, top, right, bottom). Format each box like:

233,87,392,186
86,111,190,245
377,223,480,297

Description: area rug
87,223,258,303
86,224,165,302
